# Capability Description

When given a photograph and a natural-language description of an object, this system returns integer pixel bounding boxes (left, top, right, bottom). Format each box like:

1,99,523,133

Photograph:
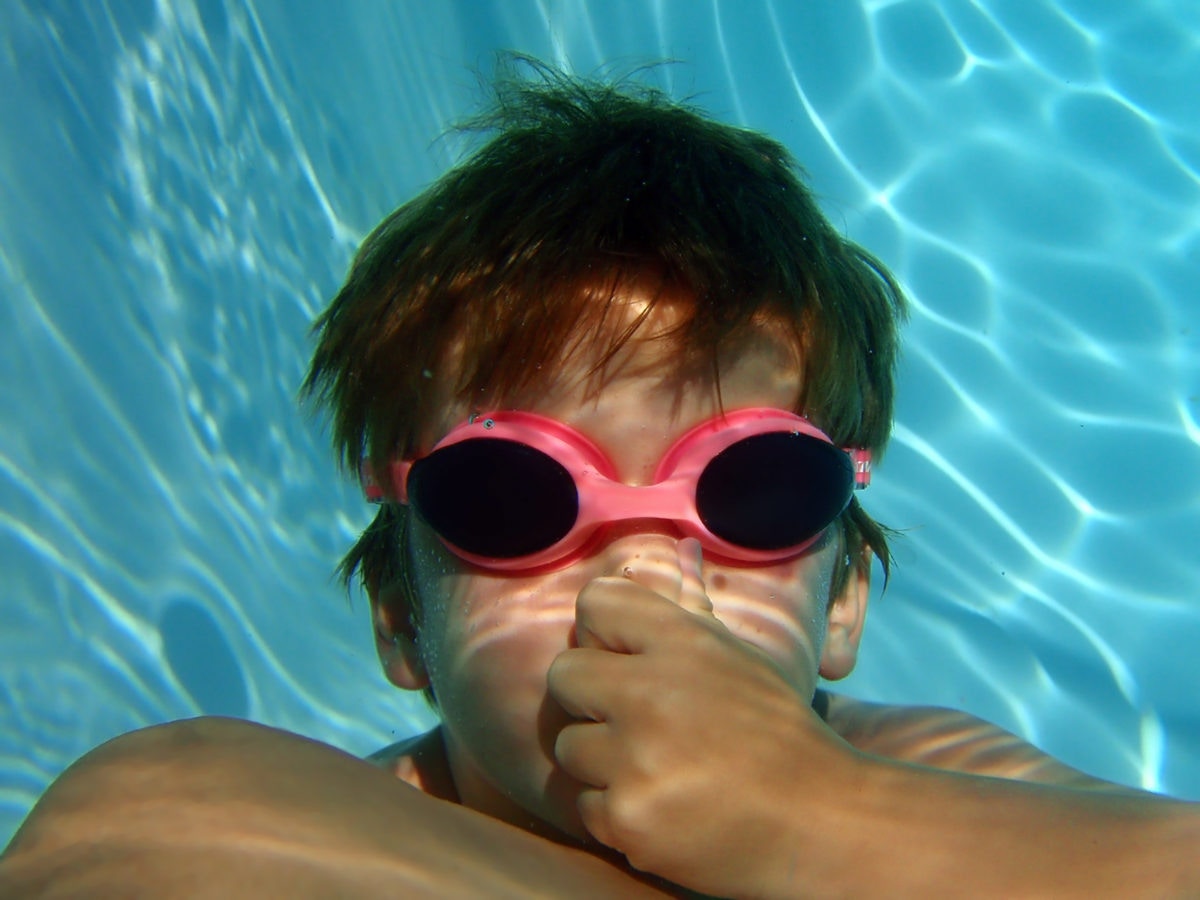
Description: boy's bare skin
370,693,1137,802
2,699,1188,898
366,301,865,867
0,717,675,899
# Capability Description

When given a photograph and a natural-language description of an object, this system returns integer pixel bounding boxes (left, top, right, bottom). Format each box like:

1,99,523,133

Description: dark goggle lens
408,439,579,558
695,432,853,550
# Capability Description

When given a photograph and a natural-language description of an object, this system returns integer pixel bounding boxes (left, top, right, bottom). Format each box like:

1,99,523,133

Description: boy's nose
596,520,684,561
593,523,690,601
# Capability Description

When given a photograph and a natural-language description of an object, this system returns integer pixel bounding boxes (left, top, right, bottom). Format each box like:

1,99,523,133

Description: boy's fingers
574,538,716,653
674,537,714,618
603,537,713,615
576,788,618,853
574,578,674,654
548,647,622,718
554,719,616,788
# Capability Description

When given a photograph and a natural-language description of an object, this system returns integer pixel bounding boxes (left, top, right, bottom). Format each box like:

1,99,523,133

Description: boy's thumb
676,537,715,617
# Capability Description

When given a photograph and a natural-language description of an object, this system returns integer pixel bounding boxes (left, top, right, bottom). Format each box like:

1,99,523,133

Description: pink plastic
363,407,870,572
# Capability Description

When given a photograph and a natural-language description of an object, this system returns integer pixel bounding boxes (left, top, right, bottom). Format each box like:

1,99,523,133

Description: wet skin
370,291,871,888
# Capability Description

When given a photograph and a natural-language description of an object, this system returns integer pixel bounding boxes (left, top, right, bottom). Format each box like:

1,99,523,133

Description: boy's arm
805,695,1199,894
807,746,1199,899
0,717,671,899
547,578,1200,899
731,697,1199,899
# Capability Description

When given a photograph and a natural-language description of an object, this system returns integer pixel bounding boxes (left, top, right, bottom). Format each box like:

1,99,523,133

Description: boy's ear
818,549,871,681
368,576,429,691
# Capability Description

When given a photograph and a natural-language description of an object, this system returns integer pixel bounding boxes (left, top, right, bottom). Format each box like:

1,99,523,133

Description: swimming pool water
2,0,1198,846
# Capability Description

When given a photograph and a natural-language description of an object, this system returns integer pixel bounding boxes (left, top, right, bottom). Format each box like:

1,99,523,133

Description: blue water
2,1,1198,846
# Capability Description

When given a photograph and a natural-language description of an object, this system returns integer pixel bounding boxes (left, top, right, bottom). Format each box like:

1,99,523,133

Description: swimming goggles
362,407,871,572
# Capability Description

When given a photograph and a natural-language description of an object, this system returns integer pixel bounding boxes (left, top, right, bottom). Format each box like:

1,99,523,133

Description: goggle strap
360,457,384,503
849,448,872,489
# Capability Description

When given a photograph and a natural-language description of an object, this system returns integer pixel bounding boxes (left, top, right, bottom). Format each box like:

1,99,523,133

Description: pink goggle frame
361,407,871,572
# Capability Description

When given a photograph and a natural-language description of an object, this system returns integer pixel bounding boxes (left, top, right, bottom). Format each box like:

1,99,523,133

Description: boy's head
306,59,905,608
304,61,906,836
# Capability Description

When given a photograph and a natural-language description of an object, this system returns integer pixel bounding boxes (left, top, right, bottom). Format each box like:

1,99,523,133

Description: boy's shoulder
2,717,672,897
822,692,1124,790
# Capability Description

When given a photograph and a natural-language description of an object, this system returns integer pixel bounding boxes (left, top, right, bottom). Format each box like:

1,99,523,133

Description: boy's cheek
422,581,577,706
705,564,834,687
417,561,597,717
710,596,824,690
418,581,591,838
433,617,568,738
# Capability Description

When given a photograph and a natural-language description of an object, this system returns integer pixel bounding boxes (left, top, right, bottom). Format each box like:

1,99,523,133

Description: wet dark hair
304,58,906,642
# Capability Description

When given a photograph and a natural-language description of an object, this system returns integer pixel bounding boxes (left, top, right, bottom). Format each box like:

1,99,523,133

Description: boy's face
374,286,867,842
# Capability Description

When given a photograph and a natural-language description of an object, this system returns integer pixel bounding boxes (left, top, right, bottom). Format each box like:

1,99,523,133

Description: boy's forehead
426,303,805,444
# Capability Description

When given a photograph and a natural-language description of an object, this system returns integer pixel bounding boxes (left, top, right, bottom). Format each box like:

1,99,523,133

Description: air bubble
622,566,634,578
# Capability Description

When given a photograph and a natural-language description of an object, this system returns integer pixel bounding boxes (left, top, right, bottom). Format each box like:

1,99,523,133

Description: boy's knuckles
577,791,620,853
653,612,729,658
575,577,634,616
601,791,698,880
594,786,654,856
545,651,586,700
553,724,593,778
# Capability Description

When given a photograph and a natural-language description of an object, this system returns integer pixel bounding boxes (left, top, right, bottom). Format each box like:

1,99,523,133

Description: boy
3,64,1196,898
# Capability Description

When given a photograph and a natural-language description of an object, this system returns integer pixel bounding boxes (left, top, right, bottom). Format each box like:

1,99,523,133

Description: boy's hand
546,539,859,897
